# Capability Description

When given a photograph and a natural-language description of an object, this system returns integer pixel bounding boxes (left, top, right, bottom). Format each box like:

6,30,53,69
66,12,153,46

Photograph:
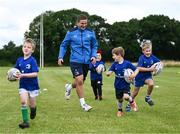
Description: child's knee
148,83,154,88
21,100,27,106
77,79,83,86
146,80,154,86
123,94,130,100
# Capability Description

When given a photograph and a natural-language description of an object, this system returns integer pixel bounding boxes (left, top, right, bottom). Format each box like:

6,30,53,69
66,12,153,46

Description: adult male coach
58,14,98,111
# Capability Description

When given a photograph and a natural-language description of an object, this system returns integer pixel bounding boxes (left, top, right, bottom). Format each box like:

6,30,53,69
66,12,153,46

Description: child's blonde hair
23,38,36,51
112,47,125,57
141,40,152,51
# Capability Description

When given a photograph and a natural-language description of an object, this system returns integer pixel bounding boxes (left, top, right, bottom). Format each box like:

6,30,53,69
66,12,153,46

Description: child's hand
149,64,156,72
58,59,64,65
129,73,135,79
126,73,134,83
91,57,96,64
15,72,22,80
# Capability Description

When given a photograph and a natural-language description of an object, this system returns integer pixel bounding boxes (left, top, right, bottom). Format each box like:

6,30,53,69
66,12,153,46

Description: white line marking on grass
43,88,48,91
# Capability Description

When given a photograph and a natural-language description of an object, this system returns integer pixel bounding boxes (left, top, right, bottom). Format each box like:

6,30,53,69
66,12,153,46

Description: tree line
1,8,180,66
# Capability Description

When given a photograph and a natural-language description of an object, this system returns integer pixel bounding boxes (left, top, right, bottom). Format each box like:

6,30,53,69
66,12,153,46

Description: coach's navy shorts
70,62,89,81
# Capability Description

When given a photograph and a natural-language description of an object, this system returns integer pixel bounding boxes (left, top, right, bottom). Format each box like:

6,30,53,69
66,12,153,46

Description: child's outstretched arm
137,66,155,72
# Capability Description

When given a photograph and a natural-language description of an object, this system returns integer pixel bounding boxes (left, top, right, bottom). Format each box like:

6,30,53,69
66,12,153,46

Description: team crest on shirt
26,64,31,69
73,35,77,39
151,60,154,64
86,34,90,38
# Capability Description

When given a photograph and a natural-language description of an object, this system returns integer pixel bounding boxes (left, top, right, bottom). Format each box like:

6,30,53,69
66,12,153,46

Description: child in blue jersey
14,38,39,129
89,50,105,100
132,40,162,107
106,47,139,117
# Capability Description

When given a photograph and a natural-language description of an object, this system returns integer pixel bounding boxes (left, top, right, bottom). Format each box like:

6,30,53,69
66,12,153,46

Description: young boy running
15,38,40,129
106,47,139,117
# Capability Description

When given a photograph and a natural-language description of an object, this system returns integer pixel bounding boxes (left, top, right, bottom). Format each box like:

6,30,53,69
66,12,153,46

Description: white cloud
0,0,180,48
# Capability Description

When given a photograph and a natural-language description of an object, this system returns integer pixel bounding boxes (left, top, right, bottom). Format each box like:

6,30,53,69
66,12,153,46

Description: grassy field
0,67,180,133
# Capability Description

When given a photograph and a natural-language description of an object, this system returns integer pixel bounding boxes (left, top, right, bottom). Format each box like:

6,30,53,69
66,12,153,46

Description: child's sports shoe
30,107,36,119
130,101,138,112
65,84,72,100
125,103,131,112
117,111,123,117
145,96,154,106
19,122,29,129
82,104,92,112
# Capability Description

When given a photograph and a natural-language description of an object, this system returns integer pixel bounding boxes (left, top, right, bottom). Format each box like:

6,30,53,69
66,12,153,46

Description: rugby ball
7,68,20,81
152,62,163,76
96,64,105,74
124,68,134,83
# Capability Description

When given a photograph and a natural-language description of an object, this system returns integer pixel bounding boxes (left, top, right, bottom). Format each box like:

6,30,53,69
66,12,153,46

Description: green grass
0,67,180,133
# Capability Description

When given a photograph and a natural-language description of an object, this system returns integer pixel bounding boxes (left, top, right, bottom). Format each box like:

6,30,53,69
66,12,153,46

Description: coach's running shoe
145,96,154,106
19,122,29,129
82,104,92,112
125,103,131,112
130,101,138,112
117,111,123,117
30,107,36,119
65,84,72,100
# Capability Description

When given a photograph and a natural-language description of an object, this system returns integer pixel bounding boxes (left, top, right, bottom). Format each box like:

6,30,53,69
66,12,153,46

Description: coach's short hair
76,14,88,22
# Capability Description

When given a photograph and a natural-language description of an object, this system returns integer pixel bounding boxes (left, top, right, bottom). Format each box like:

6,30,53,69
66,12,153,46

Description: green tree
25,8,110,65
2,9,180,65
108,19,140,61
0,41,22,66
139,15,180,60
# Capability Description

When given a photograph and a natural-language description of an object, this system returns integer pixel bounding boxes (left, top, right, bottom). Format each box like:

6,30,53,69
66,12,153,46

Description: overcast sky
0,0,180,48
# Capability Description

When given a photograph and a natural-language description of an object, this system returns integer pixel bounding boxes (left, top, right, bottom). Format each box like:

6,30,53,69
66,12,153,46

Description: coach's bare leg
74,75,92,111
75,75,84,98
